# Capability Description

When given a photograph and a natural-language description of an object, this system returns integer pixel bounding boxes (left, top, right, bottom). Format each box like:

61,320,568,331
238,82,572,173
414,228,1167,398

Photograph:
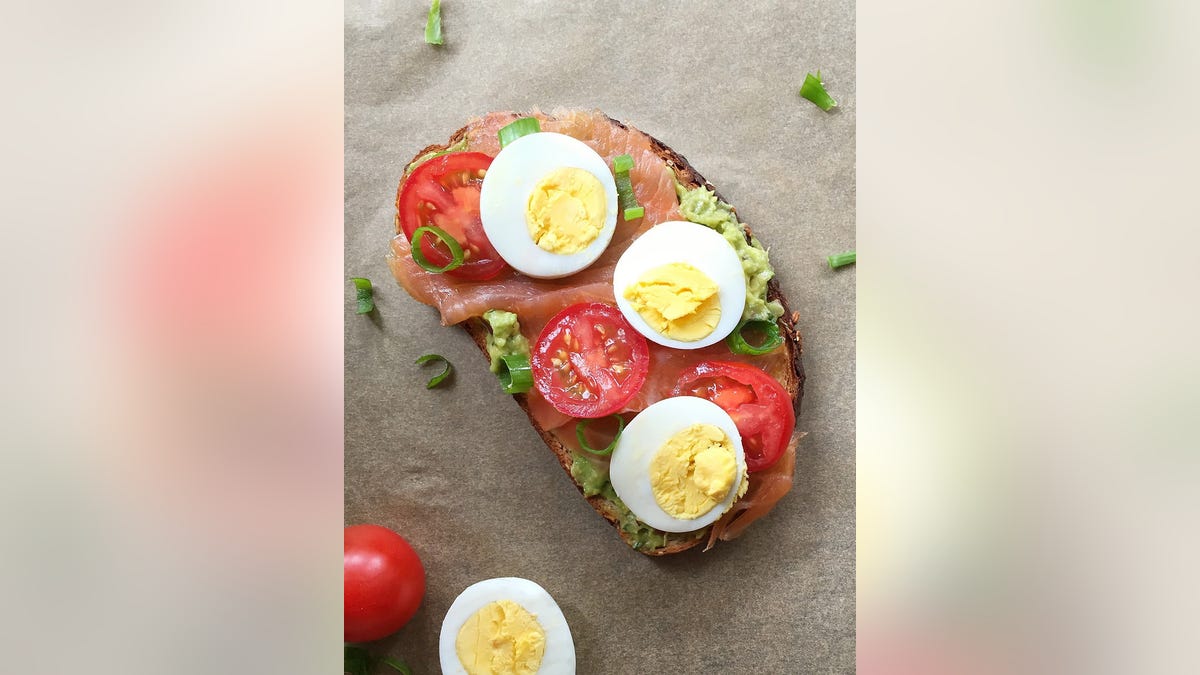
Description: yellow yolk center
525,167,607,254
455,600,546,675
649,423,738,519
623,262,721,341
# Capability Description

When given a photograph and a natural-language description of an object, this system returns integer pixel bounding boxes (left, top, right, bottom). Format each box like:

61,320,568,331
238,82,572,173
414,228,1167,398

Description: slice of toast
401,112,805,555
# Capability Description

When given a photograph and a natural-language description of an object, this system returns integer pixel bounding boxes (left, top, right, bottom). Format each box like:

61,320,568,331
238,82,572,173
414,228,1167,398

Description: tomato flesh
532,302,650,418
396,152,506,280
344,524,426,643
673,361,795,472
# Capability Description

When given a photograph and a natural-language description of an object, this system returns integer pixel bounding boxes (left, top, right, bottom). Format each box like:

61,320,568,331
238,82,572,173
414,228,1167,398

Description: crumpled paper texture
345,1,854,671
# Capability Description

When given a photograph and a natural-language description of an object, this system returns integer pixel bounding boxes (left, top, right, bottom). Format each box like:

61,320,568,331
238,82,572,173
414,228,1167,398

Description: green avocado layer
570,452,708,551
675,180,785,323
481,310,530,374
405,137,469,175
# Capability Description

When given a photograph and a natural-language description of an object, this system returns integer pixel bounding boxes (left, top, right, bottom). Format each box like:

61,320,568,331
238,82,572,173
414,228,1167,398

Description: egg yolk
525,167,606,255
623,262,721,341
455,600,546,675
649,423,738,519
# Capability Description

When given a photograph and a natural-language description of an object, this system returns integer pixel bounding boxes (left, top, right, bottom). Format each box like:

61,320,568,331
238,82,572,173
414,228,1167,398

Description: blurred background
0,0,1196,673
859,0,1200,673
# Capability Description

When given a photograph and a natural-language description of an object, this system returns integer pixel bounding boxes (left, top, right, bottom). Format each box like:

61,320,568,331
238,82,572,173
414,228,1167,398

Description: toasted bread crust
401,112,804,555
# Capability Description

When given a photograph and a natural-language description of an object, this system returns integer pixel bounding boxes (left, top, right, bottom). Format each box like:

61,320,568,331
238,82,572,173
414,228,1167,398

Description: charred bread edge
399,112,805,556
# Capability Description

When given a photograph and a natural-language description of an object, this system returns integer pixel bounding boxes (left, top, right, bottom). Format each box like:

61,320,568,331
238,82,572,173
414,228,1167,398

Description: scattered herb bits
350,277,375,314
612,153,644,221
415,353,453,389
827,251,856,269
800,71,838,111
498,116,541,148
425,0,444,45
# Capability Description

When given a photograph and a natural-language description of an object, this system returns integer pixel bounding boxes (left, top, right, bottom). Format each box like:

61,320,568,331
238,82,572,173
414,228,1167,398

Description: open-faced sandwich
388,110,804,555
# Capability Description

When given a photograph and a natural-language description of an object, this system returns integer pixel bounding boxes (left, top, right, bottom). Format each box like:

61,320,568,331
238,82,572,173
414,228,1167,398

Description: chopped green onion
575,414,626,456
612,154,643,221
498,117,541,148
350,278,374,314
415,353,453,389
344,645,372,675
381,657,413,675
800,71,837,111
410,225,465,273
726,319,783,356
424,0,444,45
827,251,856,269
496,352,533,394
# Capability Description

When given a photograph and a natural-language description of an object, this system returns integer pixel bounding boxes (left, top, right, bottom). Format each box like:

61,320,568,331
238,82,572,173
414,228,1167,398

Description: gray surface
345,1,855,672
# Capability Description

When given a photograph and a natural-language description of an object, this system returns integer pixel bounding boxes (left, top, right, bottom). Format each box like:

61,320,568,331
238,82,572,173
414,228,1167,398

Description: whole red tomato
344,525,426,642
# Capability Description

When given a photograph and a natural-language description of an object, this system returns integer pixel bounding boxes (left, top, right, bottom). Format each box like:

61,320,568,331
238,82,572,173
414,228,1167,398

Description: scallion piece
800,71,837,111
827,251,856,269
612,154,644,221
498,117,541,148
496,352,533,394
415,353,453,389
345,646,371,675
726,319,783,356
382,657,413,675
350,277,374,314
575,414,626,456
410,225,465,273
424,0,444,45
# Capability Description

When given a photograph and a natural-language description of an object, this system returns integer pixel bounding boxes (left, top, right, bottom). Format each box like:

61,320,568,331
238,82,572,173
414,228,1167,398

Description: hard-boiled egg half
439,577,576,675
612,220,747,349
609,396,748,533
479,133,618,279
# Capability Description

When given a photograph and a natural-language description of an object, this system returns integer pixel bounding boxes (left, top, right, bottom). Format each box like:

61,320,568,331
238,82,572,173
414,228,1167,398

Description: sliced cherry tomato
672,361,795,472
533,302,649,418
396,152,507,280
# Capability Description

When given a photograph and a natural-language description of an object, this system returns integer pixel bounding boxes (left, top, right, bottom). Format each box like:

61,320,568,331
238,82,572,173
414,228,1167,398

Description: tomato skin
344,525,426,642
672,361,795,472
532,302,650,418
396,152,507,281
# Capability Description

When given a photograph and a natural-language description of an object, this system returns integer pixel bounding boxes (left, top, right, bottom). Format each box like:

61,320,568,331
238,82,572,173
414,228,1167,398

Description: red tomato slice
533,302,650,418
396,152,507,280
672,361,795,472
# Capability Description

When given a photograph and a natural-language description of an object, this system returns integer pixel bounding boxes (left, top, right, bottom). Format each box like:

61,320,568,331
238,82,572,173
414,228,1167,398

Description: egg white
479,132,619,279
439,577,576,675
608,396,747,533
611,220,747,349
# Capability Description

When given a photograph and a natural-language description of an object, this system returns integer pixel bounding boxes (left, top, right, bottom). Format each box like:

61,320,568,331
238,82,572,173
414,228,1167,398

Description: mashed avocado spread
674,180,785,323
481,310,530,374
405,137,469,174
570,452,705,551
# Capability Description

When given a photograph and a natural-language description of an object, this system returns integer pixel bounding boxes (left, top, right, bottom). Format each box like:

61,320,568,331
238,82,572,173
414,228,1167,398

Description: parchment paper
345,1,855,671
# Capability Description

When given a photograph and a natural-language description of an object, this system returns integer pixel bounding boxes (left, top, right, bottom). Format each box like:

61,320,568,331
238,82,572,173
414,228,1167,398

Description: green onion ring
799,70,837,111
424,0,443,46
350,277,374,314
496,353,533,394
410,225,465,273
612,154,644,221
726,319,784,356
827,250,856,269
498,117,541,148
575,414,626,456
415,353,453,389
